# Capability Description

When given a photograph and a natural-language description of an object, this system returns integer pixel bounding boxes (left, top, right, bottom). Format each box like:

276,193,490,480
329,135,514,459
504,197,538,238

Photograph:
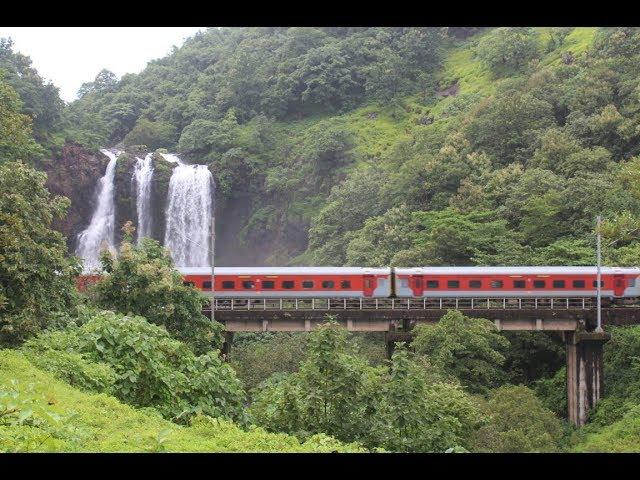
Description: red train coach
178,267,392,298
394,266,640,299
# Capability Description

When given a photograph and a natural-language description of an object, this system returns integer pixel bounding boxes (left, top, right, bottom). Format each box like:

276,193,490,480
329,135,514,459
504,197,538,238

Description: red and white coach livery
394,266,640,299
78,265,640,302
178,267,392,298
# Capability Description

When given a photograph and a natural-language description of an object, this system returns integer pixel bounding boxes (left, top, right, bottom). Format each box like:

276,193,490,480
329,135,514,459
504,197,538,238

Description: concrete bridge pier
221,331,234,360
565,331,610,426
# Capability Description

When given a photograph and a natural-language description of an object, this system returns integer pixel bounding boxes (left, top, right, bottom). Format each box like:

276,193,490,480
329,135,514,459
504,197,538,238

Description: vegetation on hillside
3,26,640,452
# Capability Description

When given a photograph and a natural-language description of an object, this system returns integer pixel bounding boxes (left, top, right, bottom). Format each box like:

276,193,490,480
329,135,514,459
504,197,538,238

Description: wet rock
435,81,459,98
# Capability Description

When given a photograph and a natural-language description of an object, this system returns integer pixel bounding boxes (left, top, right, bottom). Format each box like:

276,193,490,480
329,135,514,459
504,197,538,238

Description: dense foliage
250,320,484,452
0,161,79,347
3,26,640,452
411,310,510,393
0,349,363,452
21,311,245,424
92,231,223,354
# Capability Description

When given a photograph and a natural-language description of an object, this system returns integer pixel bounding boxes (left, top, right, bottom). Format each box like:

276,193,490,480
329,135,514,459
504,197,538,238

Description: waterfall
76,149,121,271
133,153,154,243
162,153,213,267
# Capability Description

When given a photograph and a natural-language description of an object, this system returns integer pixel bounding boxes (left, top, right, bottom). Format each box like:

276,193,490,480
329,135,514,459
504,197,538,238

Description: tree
77,69,118,98
382,344,483,452
411,310,510,393
91,232,223,354
123,118,178,150
476,27,540,75
0,77,44,162
0,161,79,347
465,92,556,166
472,385,564,452
250,319,386,446
0,38,64,137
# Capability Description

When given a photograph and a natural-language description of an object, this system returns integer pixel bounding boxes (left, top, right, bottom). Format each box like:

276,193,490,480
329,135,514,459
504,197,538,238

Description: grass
572,406,640,452
0,349,363,452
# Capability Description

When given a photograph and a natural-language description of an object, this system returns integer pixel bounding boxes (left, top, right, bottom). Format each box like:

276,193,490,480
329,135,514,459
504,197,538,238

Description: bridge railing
206,297,598,311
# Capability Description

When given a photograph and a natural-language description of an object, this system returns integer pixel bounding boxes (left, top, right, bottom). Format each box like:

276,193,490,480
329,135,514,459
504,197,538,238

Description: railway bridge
205,296,640,427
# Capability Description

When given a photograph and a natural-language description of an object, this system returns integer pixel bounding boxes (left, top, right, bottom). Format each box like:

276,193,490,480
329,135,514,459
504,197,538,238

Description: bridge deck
204,297,640,332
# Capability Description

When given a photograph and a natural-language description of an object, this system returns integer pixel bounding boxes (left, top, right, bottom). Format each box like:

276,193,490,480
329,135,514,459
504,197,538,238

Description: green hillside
0,349,362,452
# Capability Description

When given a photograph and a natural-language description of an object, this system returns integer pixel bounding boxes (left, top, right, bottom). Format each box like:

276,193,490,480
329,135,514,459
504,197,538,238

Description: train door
614,274,625,297
411,275,424,297
363,275,376,297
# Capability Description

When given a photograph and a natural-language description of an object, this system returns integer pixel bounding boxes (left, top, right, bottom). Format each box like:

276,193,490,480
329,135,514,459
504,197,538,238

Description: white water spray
133,153,154,243
162,153,213,267
76,149,121,271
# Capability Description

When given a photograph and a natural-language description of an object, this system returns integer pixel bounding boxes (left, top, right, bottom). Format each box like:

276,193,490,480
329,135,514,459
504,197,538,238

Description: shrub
92,235,223,354
411,310,510,393
21,311,245,424
472,385,564,452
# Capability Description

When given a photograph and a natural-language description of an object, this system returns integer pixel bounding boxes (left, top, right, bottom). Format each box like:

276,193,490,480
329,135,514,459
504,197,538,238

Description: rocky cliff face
44,142,108,252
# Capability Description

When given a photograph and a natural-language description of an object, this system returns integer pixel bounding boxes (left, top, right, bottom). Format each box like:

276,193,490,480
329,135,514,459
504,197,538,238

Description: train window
242,281,255,289
593,280,604,287
447,280,460,288
491,280,504,288
364,278,373,289
302,281,314,289
573,280,586,288
222,281,235,289
262,280,275,289
322,280,335,288
628,278,636,287
282,281,295,289
427,280,439,288
183,281,195,287
400,279,409,288
533,280,546,288
341,280,351,289
513,280,526,288
203,281,212,290
469,280,481,288
553,280,565,288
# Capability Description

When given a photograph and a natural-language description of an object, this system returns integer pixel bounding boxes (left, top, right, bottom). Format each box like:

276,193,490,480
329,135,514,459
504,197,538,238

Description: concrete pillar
565,331,610,426
221,331,234,361
385,332,396,359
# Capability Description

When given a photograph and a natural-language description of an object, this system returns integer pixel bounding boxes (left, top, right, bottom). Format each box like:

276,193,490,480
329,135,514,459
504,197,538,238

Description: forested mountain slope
4,27,640,267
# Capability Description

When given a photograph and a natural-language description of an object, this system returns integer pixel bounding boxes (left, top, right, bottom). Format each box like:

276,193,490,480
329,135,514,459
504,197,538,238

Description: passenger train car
178,267,393,298
77,266,640,301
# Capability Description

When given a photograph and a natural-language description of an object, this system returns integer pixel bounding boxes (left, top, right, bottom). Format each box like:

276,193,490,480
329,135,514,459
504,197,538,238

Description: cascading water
133,153,154,243
76,149,121,271
162,153,213,267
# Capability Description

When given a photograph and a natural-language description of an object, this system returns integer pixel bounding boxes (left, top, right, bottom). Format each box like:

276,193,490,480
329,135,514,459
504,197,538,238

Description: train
76,266,640,302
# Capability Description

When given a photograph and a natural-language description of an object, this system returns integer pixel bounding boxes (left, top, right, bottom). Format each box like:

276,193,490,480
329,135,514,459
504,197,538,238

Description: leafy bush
472,385,564,452
21,311,245,424
22,348,116,394
603,326,640,400
92,235,223,354
574,405,640,452
230,333,308,392
250,321,483,452
411,310,510,393
0,350,363,452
